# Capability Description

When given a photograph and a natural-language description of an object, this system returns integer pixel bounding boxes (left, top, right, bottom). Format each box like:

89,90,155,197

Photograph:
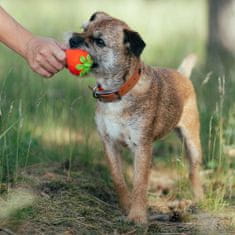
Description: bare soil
0,163,234,235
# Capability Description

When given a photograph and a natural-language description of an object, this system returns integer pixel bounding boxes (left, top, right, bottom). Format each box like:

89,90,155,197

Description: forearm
0,6,33,58
0,6,65,78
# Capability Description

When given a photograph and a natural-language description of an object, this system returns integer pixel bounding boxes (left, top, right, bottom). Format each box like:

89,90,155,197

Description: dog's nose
69,36,84,48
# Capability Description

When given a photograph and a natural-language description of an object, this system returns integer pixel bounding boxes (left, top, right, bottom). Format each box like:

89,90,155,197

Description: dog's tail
178,53,197,78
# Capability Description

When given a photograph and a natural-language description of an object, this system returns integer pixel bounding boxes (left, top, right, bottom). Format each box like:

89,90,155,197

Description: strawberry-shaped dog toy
66,49,93,76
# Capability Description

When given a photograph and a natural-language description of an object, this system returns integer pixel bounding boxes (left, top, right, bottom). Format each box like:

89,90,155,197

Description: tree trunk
202,0,235,165
206,0,235,111
207,0,235,73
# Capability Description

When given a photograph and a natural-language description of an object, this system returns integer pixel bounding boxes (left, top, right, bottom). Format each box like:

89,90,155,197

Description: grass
0,0,235,233
0,163,233,234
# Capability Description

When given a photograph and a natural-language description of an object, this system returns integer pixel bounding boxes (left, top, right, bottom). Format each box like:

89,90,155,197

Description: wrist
18,31,34,59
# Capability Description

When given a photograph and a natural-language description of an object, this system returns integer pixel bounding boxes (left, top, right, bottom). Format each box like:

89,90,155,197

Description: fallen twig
0,228,16,235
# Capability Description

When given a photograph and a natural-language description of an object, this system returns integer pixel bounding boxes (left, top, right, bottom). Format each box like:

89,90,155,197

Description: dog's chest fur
95,100,141,150
94,67,191,152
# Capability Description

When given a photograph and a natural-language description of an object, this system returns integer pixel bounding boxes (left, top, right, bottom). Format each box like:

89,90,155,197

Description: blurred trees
206,0,235,112
207,0,235,74
203,0,235,165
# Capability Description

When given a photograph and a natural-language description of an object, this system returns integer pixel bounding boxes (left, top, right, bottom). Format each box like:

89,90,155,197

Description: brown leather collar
90,64,142,102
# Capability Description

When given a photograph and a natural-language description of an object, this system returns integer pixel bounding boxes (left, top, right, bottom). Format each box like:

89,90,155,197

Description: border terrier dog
67,12,204,224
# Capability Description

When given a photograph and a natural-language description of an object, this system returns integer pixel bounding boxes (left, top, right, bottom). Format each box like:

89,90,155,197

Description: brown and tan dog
67,12,204,224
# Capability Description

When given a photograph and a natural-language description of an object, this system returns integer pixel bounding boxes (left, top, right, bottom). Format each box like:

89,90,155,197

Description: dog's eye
94,38,105,48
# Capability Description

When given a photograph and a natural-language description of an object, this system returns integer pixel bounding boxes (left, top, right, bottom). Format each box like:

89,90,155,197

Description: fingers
52,45,66,62
30,54,64,78
31,64,52,78
40,60,58,75
47,55,65,71
40,41,66,74
56,41,68,51
38,68,52,78
25,36,66,78
33,55,62,77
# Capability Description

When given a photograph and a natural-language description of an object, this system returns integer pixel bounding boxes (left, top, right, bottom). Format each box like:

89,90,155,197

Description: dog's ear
123,29,146,57
89,13,97,22
89,12,111,22
83,12,111,31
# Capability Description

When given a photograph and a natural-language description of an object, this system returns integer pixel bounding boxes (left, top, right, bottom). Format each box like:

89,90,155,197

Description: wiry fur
67,12,204,224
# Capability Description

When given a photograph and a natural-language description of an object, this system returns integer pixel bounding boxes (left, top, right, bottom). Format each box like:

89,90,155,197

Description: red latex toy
66,49,93,76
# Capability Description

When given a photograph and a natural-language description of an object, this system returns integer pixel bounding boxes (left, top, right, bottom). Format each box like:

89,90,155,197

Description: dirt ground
0,163,234,235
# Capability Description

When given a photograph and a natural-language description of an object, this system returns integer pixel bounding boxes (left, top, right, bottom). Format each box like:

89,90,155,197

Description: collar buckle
89,63,141,102
93,87,100,99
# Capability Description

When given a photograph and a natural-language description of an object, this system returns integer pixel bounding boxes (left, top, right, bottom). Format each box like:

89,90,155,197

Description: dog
67,12,204,224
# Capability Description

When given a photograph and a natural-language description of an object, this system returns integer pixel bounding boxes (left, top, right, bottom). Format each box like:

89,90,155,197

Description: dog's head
67,12,146,77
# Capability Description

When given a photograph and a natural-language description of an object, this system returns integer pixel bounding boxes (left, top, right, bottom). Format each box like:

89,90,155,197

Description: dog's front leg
104,141,130,214
128,144,152,224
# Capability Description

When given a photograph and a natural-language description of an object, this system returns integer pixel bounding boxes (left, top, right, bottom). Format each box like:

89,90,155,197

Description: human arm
0,6,66,77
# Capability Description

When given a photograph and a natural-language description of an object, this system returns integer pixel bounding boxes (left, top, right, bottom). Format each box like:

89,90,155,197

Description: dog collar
90,64,142,102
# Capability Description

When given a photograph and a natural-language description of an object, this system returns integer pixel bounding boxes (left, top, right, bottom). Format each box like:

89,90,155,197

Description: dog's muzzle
69,35,84,48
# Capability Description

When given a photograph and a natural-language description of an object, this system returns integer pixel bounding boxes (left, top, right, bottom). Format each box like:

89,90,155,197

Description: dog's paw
119,195,131,215
120,201,131,215
127,209,147,224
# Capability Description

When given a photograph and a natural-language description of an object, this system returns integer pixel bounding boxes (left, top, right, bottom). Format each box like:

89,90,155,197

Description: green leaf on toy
86,55,92,63
80,56,86,63
76,64,84,70
74,54,94,76
84,63,91,68
80,70,87,76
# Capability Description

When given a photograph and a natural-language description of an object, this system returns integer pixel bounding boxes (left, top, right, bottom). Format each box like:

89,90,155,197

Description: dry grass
0,163,234,234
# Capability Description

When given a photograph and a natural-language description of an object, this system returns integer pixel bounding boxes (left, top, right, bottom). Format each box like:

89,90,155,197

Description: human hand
24,36,66,78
